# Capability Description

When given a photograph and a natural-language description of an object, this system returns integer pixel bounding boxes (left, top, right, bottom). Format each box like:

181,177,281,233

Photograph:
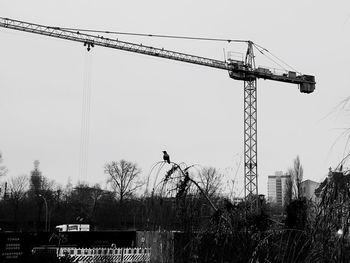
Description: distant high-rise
301,179,320,202
267,171,291,207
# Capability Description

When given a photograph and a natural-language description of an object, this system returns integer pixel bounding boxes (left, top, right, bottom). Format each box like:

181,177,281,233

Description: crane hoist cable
78,52,93,181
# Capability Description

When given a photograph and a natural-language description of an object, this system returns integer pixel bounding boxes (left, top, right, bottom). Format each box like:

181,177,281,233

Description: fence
33,247,151,263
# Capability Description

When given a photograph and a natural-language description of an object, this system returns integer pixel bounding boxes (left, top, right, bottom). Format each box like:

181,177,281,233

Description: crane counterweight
299,75,316,93
227,59,315,93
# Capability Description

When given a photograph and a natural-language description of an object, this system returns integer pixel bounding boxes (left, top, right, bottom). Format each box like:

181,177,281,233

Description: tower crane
0,17,315,203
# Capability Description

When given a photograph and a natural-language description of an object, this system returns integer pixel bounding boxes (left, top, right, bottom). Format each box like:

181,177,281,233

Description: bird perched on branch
162,151,170,164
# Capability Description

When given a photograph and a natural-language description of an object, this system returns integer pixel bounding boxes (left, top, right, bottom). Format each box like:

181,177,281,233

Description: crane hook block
83,42,94,52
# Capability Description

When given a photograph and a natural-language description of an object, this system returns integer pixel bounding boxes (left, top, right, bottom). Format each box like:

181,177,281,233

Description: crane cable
50,26,302,73
49,26,249,44
78,52,93,181
253,42,301,74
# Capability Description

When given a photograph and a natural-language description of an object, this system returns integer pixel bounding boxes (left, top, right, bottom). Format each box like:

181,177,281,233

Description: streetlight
38,194,48,232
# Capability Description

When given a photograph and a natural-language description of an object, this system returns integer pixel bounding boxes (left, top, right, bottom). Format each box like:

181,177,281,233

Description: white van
55,224,90,232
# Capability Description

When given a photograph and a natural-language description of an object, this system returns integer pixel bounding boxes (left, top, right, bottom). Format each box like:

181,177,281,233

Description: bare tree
90,184,104,219
0,152,8,177
8,175,28,197
197,167,223,198
68,182,103,223
7,175,29,225
104,160,143,204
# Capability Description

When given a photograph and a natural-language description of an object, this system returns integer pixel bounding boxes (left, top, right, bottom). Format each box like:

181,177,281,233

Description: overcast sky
1,1,350,196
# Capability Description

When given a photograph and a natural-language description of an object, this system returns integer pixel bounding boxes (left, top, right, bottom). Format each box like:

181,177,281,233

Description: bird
162,151,170,164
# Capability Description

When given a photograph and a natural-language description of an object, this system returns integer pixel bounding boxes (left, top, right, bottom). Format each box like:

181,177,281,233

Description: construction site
1,1,350,262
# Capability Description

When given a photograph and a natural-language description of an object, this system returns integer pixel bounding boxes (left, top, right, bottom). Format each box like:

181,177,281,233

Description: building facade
300,179,320,202
267,171,291,207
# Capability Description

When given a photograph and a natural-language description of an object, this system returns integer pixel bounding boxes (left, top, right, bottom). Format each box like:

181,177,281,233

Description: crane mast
0,17,316,205
244,42,258,200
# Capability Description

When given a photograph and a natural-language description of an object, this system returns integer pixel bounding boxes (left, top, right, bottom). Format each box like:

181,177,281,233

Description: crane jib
0,16,315,94
0,17,227,70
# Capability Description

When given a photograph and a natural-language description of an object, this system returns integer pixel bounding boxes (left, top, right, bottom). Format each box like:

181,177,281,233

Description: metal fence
33,246,151,263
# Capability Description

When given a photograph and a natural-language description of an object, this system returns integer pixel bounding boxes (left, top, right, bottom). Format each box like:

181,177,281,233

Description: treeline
0,161,221,232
